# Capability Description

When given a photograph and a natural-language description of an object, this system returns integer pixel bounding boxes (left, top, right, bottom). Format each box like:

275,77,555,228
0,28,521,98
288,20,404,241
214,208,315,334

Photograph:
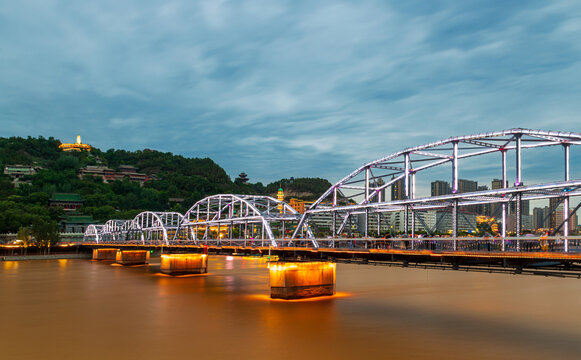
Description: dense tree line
0,136,332,233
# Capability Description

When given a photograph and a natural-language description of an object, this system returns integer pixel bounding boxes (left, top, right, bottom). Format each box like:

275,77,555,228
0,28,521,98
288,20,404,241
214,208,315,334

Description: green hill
0,136,331,233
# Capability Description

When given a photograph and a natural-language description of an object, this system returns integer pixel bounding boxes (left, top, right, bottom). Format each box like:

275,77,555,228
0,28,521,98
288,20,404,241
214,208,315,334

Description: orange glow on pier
160,254,208,275
269,262,336,299
115,250,149,265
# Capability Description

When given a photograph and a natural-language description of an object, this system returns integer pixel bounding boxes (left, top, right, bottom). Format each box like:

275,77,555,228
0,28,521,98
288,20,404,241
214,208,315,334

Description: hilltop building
49,193,84,211
59,135,91,152
235,172,249,184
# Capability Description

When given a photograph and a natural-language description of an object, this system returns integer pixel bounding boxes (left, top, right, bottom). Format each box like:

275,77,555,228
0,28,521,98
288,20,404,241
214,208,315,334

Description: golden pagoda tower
59,135,91,152
277,187,284,213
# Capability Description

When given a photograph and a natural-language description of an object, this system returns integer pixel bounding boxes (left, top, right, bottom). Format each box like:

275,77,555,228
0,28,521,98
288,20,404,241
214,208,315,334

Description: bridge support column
515,134,522,186
365,208,369,239
516,193,521,251
332,212,337,238
501,149,507,251
452,200,458,251
564,143,570,252
116,250,149,265
269,262,336,299
411,208,416,239
92,248,118,260
161,254,207,275
404,206,409,237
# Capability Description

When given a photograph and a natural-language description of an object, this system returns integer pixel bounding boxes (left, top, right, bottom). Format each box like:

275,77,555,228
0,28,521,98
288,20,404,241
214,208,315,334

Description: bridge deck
87,243,581,262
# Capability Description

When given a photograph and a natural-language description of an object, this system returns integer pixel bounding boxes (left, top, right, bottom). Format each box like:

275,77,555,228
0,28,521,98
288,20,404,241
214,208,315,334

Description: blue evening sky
1,0,580,191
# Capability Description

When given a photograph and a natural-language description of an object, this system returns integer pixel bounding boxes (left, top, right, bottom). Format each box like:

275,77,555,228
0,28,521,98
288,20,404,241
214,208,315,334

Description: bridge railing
296,236,581,253
83,236,581,253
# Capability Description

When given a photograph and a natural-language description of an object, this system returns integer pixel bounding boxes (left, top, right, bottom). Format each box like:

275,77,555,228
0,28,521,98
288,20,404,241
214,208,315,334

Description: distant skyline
1,1,580,187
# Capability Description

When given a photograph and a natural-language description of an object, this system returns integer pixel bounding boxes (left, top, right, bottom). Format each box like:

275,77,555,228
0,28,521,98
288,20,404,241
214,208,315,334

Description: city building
289,198,306,214
386,210,437,233
431,180,451,197
549,197,579,234
435,210,478,233
476,185,491,216
458,179,478,193
491,179,507,190
391,178,405,201
374,178,386,202
59,135,91,152
49,193,84,211
506,214,533,233
533,206,551,230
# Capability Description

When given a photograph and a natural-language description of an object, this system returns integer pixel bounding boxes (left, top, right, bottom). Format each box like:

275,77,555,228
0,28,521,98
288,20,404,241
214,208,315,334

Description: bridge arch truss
292,129,581,251
84,212,184,245
175,194,314,247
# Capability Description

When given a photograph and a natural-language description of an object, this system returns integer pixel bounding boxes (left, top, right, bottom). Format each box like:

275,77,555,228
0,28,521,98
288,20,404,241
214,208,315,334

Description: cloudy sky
1,0,580,187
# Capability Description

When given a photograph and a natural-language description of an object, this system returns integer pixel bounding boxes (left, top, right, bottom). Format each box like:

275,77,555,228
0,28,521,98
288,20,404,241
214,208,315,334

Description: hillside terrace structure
49,193,84,211
3,164,40,186
60,215,97,233
78,165,152,185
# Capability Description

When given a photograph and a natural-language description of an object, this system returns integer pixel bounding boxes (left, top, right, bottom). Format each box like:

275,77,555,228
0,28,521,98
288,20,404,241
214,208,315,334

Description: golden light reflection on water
247,292,350,303
3,260,19,270
3,257,581,360
154,272,212,278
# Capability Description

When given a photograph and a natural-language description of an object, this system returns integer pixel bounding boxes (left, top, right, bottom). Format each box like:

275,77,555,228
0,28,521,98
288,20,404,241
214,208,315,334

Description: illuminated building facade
59,135,91,152
289,198,305,214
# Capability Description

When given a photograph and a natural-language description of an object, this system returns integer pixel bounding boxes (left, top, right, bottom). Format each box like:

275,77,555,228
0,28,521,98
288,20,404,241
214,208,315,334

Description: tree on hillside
31,220,60,251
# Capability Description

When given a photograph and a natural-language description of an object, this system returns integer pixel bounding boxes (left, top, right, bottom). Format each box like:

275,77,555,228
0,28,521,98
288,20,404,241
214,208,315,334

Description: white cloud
1,0,580,183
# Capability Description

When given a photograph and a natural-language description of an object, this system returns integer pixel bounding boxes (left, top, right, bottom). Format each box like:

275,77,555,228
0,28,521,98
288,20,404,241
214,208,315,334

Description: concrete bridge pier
269,262,336,299
115,250,149,265
160,254,208,275
92,248,118,260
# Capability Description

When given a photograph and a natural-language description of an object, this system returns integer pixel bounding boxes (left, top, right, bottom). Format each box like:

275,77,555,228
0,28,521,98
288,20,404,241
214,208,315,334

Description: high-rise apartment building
533,206,550,229
458,179,478,193
431,180,451,197
391,178,405,201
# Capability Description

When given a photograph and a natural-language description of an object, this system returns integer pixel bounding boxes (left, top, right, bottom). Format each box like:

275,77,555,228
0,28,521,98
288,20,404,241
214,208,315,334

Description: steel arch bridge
83,196,313,247
83,212,184,245
174,194,314,247
84,224,104,243
292,129,581,251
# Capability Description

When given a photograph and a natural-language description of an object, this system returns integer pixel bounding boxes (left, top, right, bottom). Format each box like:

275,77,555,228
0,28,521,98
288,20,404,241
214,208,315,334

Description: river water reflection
1,256,581,359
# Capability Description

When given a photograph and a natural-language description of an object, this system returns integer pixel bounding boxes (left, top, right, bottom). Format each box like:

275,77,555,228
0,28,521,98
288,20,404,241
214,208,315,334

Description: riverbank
1,253,92,261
